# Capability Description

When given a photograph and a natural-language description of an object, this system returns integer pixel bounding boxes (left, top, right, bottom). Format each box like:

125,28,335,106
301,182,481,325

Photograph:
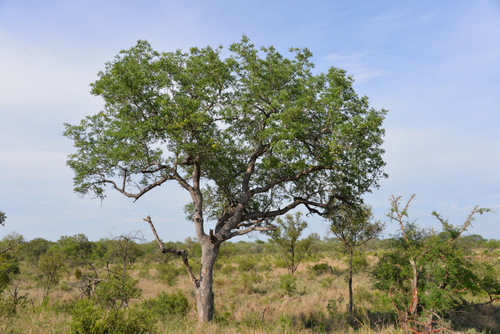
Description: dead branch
389,194,415,243
144,216,199,288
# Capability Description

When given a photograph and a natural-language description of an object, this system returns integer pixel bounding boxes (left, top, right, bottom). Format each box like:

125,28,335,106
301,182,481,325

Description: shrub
236,256,258,272
156,264,183,286
141,291,190,318
279,274,297,295
350,253,369,273
74,268,83,280
310,263,332,276
94,273,141,310
70,299,155,334
236,272,262,293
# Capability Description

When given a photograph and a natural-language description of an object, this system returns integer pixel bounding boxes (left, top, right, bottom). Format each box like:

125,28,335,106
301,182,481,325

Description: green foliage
70,299,155,334
349,252,369,273
94,273,141,311
236,255,258,272
0,211,6,226
372,195,498,322
327,203,383,316
279,273,297,295
236,272,262,294
155,264,183,286
328,204,384,251
37,247,66,300
270,212,316,274
57,234,93,267
21,238,53,265
0,234,23,295
105,235,144,266
0,253,19,293
63,36,386,237
141,291,190,318
310,263,332,276
74,268,83,280
63,36,387,322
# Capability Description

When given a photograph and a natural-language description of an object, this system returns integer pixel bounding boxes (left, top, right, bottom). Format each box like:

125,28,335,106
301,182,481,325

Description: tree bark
195,240,220,322
409,259,418,319
348,249,353,317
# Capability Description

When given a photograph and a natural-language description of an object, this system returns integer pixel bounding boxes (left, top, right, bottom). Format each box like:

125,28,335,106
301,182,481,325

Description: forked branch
143,216,199,288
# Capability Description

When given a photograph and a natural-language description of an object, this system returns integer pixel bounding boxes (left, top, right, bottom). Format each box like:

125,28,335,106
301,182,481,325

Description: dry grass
1,250,499,333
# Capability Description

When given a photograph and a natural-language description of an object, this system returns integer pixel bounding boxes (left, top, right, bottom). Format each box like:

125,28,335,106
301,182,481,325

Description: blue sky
1,0,499,242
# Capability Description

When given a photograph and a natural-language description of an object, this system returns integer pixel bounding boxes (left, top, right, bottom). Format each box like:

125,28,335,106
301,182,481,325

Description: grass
0,245,499,333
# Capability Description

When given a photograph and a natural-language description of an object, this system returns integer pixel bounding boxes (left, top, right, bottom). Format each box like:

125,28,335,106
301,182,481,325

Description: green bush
236,256,258,272
350,253,369,273
141,291,190,318
70,299,155,334
220,262,236,275
156,264,183,286
279,274,297,295
310,263,332,276
94,274,141,310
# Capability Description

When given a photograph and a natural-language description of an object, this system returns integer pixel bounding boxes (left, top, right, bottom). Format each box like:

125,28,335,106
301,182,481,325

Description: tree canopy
64,36,387,241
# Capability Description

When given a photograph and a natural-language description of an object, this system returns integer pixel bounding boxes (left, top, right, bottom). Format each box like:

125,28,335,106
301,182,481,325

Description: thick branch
241,196,328,222
144,216,199,288
242,143,268,196
98,162,193,202
101,175,172,202
228,225,276,239
250,165,334,196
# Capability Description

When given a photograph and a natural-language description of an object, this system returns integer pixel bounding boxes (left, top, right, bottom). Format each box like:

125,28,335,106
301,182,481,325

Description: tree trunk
195,240,220,322
409,259,418,319
348,249,353,317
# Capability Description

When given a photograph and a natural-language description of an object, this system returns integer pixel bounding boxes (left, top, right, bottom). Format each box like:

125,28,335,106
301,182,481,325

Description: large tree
64,36,387,322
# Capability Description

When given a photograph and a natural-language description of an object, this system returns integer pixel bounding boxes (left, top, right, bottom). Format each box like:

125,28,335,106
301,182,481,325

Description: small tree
21,238,53,266
37,248,66,302
58,234,93,267
64,36,387,322
0,219,23,311
270,212,315,274
372,195,497,331
327,203,384,317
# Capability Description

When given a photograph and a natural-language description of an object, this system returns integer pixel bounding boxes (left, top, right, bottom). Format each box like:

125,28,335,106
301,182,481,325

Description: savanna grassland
1,233,500,334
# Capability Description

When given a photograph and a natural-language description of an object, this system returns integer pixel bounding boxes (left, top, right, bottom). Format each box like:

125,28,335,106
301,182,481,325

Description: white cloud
324,52,388,84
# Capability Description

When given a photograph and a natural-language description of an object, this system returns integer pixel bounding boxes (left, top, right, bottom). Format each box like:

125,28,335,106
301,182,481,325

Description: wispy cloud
323,52,388,84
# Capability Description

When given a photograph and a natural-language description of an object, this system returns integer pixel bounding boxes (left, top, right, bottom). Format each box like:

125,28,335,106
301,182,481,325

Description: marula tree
64,36,386,322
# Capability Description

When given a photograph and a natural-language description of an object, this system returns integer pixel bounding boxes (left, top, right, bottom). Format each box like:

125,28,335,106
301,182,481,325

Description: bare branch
389,194,415,243
144,216,199,288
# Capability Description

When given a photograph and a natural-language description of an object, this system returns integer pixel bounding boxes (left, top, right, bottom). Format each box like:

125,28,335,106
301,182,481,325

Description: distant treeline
2,232,499,266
